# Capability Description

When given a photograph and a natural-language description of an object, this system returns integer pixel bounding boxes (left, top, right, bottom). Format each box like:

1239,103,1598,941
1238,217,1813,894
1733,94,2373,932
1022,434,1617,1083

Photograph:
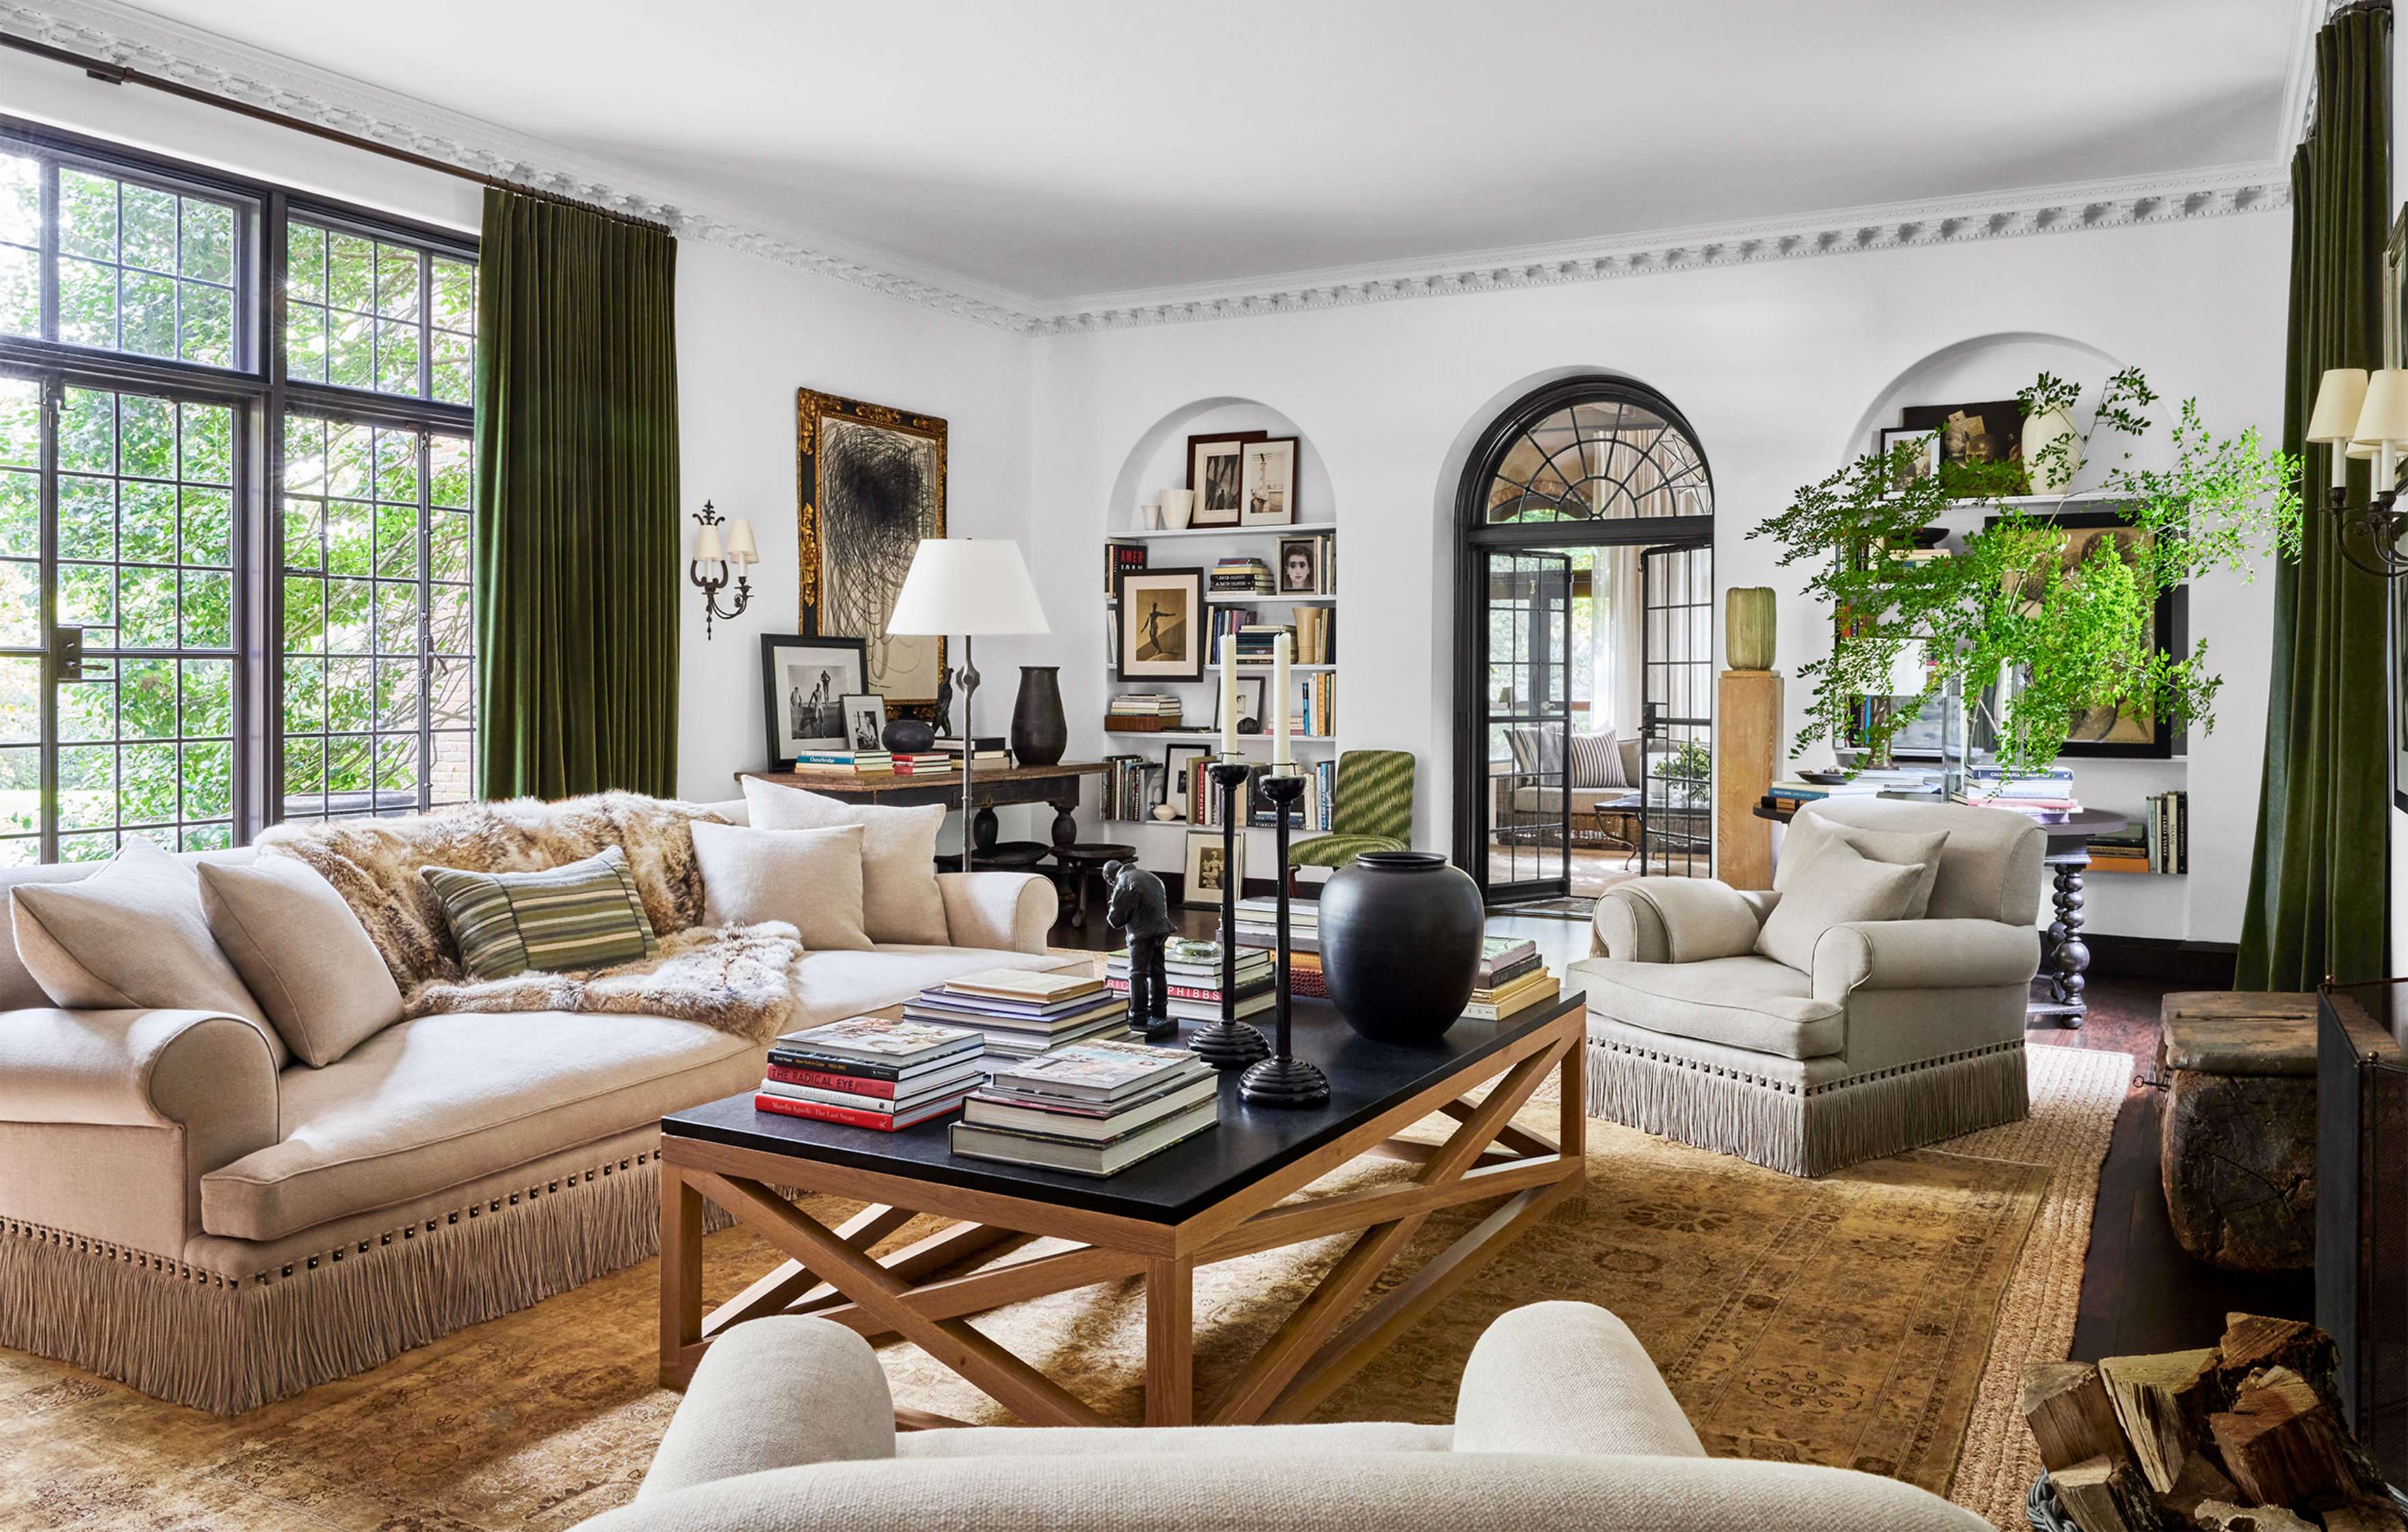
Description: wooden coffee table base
658,1009,1584,1429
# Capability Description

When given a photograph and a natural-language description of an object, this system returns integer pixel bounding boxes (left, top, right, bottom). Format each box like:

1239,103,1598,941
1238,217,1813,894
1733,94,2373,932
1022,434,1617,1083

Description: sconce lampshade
2309,368,2370,443
2353,368,2408,447
887,538,1051,637
693,522,725,563
724,518,758,565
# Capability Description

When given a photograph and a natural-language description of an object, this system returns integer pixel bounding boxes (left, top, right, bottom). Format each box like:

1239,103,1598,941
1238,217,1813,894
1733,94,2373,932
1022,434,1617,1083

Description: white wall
1029,213,2290,942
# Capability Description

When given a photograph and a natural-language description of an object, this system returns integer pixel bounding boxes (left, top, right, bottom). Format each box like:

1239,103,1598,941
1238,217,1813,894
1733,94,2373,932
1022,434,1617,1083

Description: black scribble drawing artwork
797,391,948,706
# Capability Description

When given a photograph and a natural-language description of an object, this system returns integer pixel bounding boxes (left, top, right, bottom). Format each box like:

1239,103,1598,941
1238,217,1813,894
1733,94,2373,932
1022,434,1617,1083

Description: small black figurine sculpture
1103,860,1178,1042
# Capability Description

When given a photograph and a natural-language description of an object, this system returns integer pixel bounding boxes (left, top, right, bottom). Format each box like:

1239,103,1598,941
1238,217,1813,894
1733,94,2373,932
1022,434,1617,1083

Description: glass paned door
1480,549,1573,901
0,372,243,862
1639,540,1714,877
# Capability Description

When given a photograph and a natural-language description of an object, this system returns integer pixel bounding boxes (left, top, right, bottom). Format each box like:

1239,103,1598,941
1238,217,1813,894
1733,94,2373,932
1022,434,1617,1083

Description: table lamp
887,538,1050,873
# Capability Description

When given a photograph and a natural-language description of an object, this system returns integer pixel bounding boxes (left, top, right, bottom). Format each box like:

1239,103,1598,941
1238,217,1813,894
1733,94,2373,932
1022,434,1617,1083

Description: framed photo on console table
761,633,869,767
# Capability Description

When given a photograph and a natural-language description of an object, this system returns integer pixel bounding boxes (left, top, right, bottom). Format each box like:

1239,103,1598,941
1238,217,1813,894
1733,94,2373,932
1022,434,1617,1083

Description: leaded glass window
1484,397,1711,524
285,220,476,403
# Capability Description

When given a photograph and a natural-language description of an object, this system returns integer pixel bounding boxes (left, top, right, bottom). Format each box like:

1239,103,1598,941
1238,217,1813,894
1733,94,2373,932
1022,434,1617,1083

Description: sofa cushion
422,845,662,980
743,782,948,945
1825,824,1949,921
898,1423,1454,1458
200,856,404,1066
694,820,872,952
1570,954,1845,1060
791,945,1069,1031
10,836,288,1070
1754,838,1925,974
198,1009,759,1241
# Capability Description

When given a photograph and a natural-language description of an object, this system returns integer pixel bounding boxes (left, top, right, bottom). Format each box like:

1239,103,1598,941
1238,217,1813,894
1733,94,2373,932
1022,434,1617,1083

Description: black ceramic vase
1010,665,1067,767
1317,851,1484,1045
880,717,935,754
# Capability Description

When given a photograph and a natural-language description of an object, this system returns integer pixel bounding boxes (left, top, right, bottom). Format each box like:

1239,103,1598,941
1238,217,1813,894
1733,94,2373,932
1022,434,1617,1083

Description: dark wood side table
740,761,1108,858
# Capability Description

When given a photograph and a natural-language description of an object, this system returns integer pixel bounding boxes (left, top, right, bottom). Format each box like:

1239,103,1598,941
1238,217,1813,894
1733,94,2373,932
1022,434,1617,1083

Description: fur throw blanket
259,793,800,1042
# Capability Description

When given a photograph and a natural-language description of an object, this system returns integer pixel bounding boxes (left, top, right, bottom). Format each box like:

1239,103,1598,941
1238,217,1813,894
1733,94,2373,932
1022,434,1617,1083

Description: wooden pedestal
1715,669,1783,891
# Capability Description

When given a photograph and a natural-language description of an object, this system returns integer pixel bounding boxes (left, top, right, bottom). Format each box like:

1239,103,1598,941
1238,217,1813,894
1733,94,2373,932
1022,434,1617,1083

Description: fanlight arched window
1482,393,1712,525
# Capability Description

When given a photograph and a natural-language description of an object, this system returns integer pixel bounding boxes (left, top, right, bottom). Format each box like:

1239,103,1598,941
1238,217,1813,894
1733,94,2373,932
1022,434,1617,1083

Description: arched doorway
1449,378,1715,906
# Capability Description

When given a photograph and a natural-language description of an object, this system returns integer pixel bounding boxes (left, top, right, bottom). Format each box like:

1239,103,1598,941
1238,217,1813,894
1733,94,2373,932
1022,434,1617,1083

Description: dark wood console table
739,761,1107,856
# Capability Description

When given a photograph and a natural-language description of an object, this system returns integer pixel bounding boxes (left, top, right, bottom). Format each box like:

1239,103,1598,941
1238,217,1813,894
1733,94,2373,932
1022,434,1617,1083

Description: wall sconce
2306,367,2408,579
689,501,756,638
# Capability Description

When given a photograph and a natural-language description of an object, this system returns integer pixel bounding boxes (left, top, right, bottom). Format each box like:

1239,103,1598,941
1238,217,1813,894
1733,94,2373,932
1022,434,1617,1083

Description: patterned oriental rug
0,1042,2125,1532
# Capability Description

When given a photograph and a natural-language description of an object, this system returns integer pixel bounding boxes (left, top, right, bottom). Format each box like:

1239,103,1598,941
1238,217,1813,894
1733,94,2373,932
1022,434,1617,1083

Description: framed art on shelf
1114,566,1208,681
1876,427,1939,494
1277,536,1320,594
1187,430,1266,528
1183,826,1244,908
840,694,887,753
1214,673,1268,735
1982,508,2180,758
761,634,870,767
1240,436,1299,525
1164,742,1209,819
1898,399,2025,492
796,388,947,710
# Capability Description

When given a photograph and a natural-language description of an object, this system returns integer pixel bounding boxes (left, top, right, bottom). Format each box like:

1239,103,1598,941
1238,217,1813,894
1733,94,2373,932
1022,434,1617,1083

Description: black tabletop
663,990,1586,1225
1751,798,2128,843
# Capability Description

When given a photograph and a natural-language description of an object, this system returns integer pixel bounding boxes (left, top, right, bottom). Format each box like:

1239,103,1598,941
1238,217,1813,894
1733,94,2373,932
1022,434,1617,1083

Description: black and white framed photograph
1876,427,1939,494
1182,826,1244,908
1115,566,1207,681
1187,430,1265,529
1214,673,1268,735
1277,536,1320,594
840,693,887,753
1240,436,1299,526
1164,742,1209,819
760,633,869,767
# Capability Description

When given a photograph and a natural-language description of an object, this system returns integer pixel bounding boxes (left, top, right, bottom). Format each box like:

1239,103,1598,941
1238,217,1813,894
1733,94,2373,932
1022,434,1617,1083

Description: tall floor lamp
886,538,1050,873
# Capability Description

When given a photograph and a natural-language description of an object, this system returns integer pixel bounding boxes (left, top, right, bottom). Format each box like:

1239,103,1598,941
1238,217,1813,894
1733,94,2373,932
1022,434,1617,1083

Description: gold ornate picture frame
796,388,948,711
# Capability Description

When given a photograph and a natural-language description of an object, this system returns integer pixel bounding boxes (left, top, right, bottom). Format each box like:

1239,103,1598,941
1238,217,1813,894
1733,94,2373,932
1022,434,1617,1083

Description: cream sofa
0,797,1062,1413
573,1302,1989,1532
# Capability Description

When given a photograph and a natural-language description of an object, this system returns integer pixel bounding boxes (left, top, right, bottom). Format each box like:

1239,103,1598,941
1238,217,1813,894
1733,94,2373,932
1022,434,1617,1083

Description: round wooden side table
1051,842,1139,929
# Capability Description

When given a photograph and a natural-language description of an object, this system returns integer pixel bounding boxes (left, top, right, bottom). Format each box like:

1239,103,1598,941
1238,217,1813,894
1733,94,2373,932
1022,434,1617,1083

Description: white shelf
1112,520,1339,540
1102,730,1336,744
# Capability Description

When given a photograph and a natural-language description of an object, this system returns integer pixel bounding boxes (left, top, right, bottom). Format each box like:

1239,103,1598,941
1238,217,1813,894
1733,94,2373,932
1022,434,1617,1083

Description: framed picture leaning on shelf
1183,826,1244,908
1980,507,2180,758
1277,535,1320,593
1115,566,1208,681
760,633,869,767
1241,436,1299,525
1164,743,1208,819
1187,430,1265,528
840,694,887,752
1214,673,1267,734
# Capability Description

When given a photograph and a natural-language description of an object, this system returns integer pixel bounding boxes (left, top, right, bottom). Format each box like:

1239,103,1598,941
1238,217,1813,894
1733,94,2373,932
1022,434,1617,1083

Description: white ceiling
112,0,2303,305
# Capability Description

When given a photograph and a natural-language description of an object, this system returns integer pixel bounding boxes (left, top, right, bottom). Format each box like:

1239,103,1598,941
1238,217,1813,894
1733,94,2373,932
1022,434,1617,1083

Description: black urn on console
880,716,936,754
1316,851,1484,1045
1010,665,1067,766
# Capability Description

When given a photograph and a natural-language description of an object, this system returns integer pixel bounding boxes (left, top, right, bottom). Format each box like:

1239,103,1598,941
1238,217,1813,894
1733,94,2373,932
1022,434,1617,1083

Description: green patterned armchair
1288,750,1415,879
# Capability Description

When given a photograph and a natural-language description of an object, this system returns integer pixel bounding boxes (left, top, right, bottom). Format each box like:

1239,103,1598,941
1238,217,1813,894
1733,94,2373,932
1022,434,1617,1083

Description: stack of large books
1211,557,1273,594
1107,694,1184,732
1954,765,2080,824
1106,937,1273,1022
1233,623,1292,663
756,1017,985,1130
950,1040,1220,1177
933,733,1009,764
885,752,956,775
903,967,1125,1058
1466,937,1556,1020
1219,896,1325,996
788,749,894,774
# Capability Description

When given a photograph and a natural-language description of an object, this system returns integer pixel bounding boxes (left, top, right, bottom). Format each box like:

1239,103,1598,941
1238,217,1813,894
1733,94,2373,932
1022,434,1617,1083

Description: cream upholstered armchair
574,1302,1987,1531
1571,797,2045,1177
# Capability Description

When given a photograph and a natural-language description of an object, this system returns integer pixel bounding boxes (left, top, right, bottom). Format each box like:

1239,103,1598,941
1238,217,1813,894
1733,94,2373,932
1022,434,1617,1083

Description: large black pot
1010,665,1067,766
1317,851,1484,1045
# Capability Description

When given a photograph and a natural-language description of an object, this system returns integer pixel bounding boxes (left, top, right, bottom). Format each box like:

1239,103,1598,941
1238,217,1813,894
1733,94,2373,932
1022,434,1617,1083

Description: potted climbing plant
1751,369,2303,775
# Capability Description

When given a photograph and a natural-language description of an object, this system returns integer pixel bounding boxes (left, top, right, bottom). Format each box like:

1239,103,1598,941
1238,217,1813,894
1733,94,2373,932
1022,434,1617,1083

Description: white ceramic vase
2021,407,2081,495
1159,488,1195,531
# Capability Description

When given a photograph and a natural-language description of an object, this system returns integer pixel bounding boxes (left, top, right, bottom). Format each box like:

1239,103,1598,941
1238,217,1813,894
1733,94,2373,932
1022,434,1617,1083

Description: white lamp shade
2309,368,2370,443
2355,368,2408,445
692,522,725,563
886,538,1051,637
724,518,758,565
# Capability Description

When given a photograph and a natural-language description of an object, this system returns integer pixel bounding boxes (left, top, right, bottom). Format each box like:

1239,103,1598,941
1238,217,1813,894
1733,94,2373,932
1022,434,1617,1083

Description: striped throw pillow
421,845,660,981
1570,731,1630,789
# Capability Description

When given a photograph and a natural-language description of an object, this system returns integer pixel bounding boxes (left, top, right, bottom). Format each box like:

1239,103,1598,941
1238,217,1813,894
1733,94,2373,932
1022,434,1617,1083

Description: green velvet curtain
473,188,681,800
2238,5,2392,990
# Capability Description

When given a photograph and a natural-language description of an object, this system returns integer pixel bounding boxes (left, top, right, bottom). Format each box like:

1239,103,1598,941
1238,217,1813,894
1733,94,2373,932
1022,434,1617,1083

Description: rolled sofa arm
936,871,1056,954
1811,919,2042,1001
642,1317,897,1498
1591,880,1770,964
1454,1301,1705,1457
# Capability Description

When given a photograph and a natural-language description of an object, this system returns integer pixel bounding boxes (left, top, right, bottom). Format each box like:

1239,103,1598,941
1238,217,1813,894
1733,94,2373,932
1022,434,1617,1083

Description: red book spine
765,1064,898,1098
753,1093,908,1131
1108,979,1257,1002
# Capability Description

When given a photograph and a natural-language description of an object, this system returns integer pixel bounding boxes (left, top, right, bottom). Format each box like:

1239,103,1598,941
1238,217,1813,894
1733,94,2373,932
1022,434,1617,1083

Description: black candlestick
1188,758,1269,1071
1240,771,1329,1107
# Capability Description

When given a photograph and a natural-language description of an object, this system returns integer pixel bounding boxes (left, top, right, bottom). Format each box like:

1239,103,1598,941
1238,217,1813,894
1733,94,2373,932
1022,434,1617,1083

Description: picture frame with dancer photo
760,633,869,767
1114,566,1208,681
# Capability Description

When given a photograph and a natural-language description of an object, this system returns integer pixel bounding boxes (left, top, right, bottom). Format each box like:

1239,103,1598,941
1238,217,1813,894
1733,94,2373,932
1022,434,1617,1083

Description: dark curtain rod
0,30,674,234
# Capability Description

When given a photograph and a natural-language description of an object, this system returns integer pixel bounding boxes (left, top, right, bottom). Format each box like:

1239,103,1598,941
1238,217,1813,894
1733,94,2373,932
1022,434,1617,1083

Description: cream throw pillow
1827,824,1950,921
1753,836,1927,974
693,821,872,951
200,856,404,1067
12,838,288,1069
740,780,950,945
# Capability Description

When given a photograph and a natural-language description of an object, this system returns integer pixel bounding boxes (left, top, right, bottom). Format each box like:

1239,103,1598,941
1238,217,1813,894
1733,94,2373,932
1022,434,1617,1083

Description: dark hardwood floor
1047,899,2312,1358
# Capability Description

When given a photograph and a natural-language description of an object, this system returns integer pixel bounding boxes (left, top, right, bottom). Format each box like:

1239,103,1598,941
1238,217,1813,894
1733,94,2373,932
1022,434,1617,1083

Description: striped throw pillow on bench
421,845,660,981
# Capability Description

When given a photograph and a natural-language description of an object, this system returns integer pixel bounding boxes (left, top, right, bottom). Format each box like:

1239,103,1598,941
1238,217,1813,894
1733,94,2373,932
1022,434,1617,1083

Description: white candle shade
2352,368,2408,447
692,522,725,564
724,518,758,565
886,538,1051,637
2307,368,2370,443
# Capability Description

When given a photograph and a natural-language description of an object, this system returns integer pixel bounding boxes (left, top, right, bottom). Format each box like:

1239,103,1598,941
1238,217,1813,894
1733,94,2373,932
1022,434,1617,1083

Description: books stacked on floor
1954,765,2080,823
1106,938,1274,1022
1293,603,1335,661
2144,789,2188,873
1211,556,1274,593
1232,623,1292,663
886,752,956,775
1100,754,1162,821
1105,539,1147,594
1106,693,1184,732
951,1040,1220,1178
757,1017,985,1131
1467,939,1557,1020
788,749,894,774
904,967,1126,1058
932,735,1010,764
1219,897,1326,996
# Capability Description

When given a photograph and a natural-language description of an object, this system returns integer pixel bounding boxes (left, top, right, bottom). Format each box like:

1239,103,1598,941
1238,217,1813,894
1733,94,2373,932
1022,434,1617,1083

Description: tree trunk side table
2156,990,2320,1273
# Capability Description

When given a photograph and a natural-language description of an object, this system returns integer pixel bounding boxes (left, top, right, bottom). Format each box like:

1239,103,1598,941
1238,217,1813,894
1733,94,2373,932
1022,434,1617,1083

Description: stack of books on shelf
1186,757,1246,828
902,968,1127,1059
788,749,894,775
1100,754,1161,822
950,1040,1220,1178
1292,672,1336,737
1219,896,1326,996
1105,540,1147,593
1244,761,1335,830
2085,826,2153,874
1954,765,2080,824
1107,693,1184,732
1467,937,1556,1020
755,1017,986,1131
1106,938,1273,1023
1208,606,1256,651
933,733,1009,764
1211,556,1274,594
1233,623,1292,663
1293,604,1336,662
886,752,956,775
1764,767,1941,813
1290,531,1337,595
2145,789,2188,873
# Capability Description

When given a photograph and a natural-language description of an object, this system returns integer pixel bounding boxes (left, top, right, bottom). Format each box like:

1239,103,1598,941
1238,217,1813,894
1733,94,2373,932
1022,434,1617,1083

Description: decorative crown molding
2,0,2293,339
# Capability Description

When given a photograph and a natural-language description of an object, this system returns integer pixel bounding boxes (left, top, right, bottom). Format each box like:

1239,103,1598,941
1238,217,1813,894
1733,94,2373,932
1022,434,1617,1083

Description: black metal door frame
1638,539,1714,878
1478,549,1574,901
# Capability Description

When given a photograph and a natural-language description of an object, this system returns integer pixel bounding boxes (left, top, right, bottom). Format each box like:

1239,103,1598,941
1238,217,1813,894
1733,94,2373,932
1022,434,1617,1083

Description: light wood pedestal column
1715,669,1783,890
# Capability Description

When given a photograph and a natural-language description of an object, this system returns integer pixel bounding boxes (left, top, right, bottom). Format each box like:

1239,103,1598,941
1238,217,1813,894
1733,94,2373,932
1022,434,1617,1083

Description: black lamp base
1239,1053,1331,1107
1190,1020,1270,1070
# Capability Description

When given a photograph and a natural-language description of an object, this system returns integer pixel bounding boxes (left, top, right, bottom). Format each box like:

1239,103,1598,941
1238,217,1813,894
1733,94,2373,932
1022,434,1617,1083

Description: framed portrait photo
1115,566,1207,681
1876,427,1939,495
1183,827,1244,908
761,634,870,767
1240,436,1299,526
1187,430,1266,529
840,694,887,753
1277,536,1320,594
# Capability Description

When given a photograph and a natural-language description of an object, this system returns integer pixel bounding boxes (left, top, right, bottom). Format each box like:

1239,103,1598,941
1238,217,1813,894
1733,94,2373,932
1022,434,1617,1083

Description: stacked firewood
2021,1315,2400,1532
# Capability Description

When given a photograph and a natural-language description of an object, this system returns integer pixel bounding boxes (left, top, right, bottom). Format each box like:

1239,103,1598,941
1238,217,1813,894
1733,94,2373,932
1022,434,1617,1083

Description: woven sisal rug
0,1041,2125,1531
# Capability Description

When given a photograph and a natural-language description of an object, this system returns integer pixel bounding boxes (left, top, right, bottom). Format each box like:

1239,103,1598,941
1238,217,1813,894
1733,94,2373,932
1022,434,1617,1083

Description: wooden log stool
2156,991,2320,1273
